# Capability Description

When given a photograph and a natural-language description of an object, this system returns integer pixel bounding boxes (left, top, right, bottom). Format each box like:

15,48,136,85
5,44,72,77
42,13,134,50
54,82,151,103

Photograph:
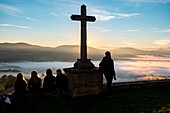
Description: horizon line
0,41,169,50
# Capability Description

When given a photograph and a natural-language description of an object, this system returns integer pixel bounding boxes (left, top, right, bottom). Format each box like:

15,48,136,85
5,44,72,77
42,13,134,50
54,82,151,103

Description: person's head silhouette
56,69,62,75
105,51,111,57
31,70,38,80
46,68,53,76
17,73,24,81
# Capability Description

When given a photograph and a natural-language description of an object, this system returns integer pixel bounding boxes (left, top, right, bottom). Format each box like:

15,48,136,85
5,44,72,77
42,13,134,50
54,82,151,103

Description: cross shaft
71,5,96,61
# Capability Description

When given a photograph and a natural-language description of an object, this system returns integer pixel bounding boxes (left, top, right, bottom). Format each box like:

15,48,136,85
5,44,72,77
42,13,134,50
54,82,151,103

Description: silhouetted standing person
28,70,42,93
14,73,27,95
99,51,116,96
43,69,55,92
55,69,68,90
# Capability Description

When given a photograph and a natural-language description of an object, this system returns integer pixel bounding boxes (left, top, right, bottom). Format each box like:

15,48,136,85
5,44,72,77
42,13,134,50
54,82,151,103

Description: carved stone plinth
74,59,95,69
63,68,103,97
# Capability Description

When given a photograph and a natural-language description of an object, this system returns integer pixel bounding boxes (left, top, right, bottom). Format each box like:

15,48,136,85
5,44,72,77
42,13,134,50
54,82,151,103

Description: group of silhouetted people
13,51,116,96
13,69,68,95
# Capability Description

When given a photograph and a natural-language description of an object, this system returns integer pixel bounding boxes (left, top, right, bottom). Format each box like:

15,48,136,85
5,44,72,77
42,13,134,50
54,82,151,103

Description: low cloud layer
154,39,170,46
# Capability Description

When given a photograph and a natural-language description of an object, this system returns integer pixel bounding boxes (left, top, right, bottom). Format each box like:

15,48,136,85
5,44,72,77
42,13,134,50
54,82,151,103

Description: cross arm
86,16,96,22
71,15,96,22
70,15,81,21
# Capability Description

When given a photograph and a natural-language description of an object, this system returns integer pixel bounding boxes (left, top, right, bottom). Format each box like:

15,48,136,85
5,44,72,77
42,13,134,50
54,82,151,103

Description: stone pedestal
74,59,95,69
63,68,103,97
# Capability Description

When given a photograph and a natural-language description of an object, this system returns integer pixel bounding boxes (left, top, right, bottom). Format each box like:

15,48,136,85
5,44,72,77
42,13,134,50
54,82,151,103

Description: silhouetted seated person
55,69,68,91
14,73,28,95
43,69,55,92
28,70,42,93
99,51,116,96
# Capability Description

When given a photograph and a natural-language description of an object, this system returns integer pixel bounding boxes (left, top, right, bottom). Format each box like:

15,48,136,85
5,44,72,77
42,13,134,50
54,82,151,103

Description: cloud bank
154,39,170,46
0,3,21,14
89,8,140,21
0,24,30,29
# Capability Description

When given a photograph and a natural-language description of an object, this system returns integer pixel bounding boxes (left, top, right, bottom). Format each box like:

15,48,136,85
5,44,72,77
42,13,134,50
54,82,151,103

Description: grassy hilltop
8,87,170,113
0,75,16,93
0,75,170,113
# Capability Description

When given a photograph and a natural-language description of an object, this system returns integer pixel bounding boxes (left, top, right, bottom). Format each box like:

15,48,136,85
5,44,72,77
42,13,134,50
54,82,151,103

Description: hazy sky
0,0,170,49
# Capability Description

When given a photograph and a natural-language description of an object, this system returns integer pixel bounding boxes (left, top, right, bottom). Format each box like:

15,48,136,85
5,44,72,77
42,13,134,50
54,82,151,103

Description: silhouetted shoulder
55,73,68,90
43,69,55,92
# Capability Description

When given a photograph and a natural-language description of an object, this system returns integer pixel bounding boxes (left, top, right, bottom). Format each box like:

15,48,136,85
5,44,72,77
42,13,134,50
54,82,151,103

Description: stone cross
71,5,96,61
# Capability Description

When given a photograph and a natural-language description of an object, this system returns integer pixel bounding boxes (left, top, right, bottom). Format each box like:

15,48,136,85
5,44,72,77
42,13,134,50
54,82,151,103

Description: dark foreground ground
1,86,170,113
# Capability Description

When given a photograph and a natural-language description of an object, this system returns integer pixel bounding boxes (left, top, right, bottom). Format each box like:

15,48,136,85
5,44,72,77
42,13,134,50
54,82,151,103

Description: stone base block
63,68,103,97
74,59,95,69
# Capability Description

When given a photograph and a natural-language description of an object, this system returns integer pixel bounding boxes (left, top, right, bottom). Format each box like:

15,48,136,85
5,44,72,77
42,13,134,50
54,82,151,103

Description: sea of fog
0,55,170,82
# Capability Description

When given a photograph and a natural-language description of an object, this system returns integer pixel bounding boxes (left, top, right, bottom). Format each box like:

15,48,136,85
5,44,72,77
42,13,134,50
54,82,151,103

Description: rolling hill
0,43,104,62
0,42,170,62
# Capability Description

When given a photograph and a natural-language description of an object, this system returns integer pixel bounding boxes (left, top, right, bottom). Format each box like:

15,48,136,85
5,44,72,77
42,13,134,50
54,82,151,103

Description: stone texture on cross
71,5,96,69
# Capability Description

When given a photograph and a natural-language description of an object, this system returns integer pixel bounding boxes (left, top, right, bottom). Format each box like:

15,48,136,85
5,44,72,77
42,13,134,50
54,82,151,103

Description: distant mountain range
0,42,170,62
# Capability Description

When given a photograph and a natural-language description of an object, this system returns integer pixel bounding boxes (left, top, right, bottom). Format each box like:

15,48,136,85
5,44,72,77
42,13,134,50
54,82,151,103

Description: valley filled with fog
1,55,170,82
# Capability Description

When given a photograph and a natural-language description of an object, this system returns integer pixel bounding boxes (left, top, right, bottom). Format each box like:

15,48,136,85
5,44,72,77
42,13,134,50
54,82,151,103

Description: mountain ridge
0,42,170,62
